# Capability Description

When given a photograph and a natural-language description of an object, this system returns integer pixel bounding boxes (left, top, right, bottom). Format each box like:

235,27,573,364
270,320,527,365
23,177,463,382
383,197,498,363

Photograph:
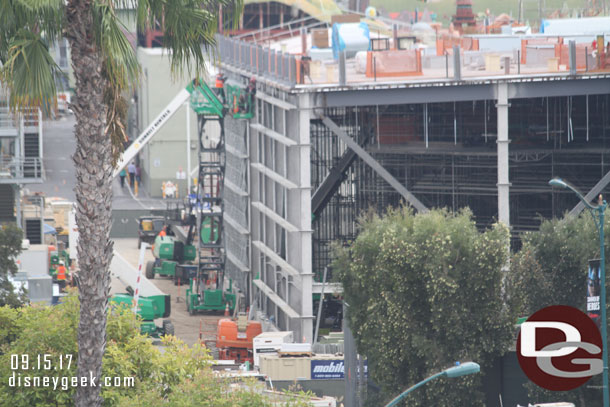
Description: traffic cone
224,303,230,317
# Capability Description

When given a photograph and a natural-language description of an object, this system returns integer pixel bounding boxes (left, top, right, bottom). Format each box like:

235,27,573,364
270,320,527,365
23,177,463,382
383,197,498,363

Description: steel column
496,82,511,227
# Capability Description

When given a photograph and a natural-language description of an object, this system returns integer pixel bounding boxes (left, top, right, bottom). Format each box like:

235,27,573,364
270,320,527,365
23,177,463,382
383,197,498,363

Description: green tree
0,224,26,307
0,291,311,406
509,212,604,406
333,207,516,406
1,1,241,405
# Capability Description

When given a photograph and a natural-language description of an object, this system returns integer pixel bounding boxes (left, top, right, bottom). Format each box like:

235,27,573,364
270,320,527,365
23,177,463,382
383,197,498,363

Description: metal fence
0,157,43,182
216,34,299,86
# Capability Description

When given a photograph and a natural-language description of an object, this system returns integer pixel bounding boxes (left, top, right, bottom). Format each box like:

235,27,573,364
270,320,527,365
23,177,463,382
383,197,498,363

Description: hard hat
59,261,65,265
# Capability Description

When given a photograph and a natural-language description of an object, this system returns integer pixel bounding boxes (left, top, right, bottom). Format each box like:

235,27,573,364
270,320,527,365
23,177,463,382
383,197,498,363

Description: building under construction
205,17,610,343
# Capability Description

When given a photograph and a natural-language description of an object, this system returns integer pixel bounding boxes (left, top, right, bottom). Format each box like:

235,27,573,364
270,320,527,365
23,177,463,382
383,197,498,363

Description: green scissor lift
184,77,251,314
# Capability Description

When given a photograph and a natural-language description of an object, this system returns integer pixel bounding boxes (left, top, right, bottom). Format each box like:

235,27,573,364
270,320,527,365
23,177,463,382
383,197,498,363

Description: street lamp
549,177,609,407
384,362,480,407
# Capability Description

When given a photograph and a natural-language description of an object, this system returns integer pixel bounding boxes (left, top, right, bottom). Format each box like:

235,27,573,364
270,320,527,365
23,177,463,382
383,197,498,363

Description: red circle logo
516,305,603,391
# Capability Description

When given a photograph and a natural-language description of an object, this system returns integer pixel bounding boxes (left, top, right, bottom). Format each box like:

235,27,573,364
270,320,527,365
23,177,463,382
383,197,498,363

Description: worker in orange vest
56,261,68,292
214,73,226,104
151,226,167,254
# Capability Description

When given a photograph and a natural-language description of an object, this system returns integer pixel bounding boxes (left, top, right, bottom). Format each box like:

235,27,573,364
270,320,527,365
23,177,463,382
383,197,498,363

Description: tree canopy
0,292,310,407
0,224,26,308
333,207,517,406
509,212,606,406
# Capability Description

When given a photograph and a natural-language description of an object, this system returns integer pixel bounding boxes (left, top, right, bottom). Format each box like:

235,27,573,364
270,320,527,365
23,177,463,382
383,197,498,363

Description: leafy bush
0,291,309,406
333,207,516,406
509,212,605,406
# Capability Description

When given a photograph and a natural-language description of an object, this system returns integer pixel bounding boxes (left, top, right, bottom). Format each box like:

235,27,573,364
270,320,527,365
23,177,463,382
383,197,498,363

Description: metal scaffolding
309,94,610,277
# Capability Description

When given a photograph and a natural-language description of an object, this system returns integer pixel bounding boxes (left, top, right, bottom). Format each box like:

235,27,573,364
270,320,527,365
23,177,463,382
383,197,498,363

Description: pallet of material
279,343,312,356
278,351,313,357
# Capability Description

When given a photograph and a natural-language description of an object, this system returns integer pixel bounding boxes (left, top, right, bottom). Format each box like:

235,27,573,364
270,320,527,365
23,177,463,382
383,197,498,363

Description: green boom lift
110,290,174,337
146,233,197,285
184,76,252,314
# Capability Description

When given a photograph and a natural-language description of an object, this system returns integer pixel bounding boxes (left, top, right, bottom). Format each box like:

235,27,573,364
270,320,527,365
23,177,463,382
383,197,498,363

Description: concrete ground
30,117,165,210
33,117,220,347
112,238,224,347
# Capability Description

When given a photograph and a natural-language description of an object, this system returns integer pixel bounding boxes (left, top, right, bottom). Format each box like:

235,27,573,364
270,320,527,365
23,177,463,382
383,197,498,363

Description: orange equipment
216,317,262,364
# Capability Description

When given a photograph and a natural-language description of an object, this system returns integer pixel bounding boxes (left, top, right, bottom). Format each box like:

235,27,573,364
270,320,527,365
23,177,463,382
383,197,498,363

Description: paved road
32,120,211,342
30,116,165,210
112,238,223,347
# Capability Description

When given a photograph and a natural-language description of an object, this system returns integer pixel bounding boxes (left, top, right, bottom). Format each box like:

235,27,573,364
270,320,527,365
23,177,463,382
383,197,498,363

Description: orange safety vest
159,230,166,238
57,266,67,281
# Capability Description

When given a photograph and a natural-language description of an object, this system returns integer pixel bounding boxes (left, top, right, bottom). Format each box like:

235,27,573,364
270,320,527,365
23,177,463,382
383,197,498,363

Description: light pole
549,177,609,407
384,362,480,407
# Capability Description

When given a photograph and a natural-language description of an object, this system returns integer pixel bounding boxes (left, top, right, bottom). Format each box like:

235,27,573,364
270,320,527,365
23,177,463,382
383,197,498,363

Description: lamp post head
549,178,568,189
549,178,599,210
444,362,480,378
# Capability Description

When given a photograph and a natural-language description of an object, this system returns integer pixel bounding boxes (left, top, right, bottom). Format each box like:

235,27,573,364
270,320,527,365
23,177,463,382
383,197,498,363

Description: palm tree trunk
65,1,113,406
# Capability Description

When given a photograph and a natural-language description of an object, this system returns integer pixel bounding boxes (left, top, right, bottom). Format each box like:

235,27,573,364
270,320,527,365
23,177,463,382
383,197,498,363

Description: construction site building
212,23,610,343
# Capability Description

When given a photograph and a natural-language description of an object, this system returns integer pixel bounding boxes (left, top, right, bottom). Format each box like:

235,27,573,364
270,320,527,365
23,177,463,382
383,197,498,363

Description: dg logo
516,305,603,391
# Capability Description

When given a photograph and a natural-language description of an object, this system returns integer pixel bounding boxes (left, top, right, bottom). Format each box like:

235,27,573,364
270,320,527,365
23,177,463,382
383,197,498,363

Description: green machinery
110,292,174,337
137,215,166,248
49,247,71,281
185,78,254,120
184,76,252,314
146,234,197,285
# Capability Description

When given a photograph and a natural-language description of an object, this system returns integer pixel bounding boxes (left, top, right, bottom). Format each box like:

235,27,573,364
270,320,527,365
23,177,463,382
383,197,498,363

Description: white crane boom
113,88,191,178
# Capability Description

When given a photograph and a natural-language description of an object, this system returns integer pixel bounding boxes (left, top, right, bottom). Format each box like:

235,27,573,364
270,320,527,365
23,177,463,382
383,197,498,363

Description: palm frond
0,0,64,66
214,0,243,32
10,0,64,43
94,0,140,91
0,1,17,51
136,0,243,79
104,85,129,166
1,29,59,112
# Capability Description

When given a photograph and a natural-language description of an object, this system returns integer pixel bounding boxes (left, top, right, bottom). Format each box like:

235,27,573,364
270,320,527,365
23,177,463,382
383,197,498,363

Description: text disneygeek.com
8,354,134,390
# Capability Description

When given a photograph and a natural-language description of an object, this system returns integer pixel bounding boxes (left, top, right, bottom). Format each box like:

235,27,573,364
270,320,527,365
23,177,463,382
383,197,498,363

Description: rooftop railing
0,106,40,131
216,33,610,89
217,34,299,86
0,157,43,183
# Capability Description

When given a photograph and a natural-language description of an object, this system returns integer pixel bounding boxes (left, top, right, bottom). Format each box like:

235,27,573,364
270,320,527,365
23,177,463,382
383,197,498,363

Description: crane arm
113,88,191,178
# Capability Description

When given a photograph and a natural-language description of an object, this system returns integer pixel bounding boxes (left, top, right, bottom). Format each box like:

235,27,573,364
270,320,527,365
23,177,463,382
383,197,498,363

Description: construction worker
152,226,168,266
214,73,226,104
245,77,256,113
56,261,68,292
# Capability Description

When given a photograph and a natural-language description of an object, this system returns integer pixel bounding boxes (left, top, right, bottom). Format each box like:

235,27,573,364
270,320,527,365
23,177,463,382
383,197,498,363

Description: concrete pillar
14,184,21,230
496,82,511,227
569,40,577,75
339,51,346,86
453,45,461,81
301,28,307,55
297,93,314,343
